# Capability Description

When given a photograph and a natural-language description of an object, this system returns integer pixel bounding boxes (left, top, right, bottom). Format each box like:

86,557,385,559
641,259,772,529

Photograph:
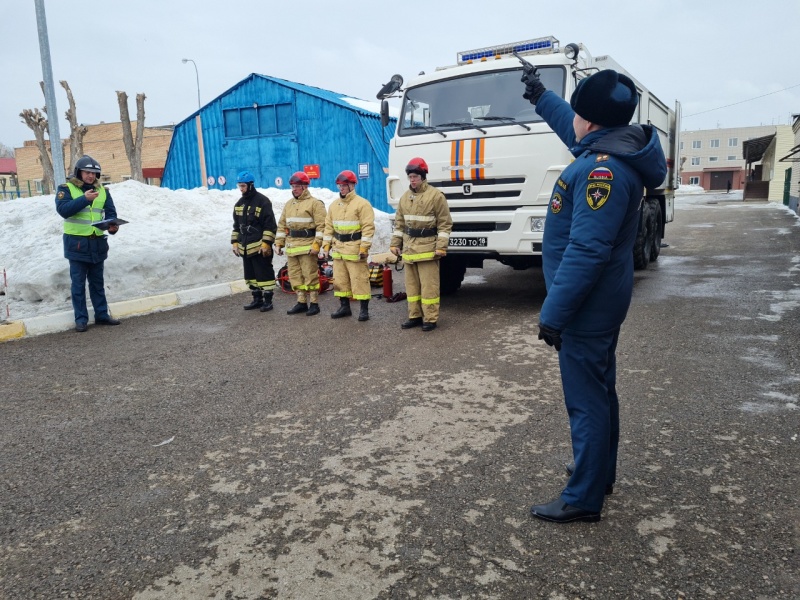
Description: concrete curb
0,280,250,343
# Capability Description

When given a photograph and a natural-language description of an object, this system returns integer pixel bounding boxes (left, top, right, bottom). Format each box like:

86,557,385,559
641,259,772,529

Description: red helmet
289,171,310,186
405,157,429,177
335,170,357,185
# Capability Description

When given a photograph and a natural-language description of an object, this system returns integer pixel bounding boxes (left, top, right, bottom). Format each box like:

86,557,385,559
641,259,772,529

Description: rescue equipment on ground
276,259,332,294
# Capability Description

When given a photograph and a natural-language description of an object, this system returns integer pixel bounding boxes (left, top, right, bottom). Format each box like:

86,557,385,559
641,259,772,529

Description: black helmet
74,155,101,179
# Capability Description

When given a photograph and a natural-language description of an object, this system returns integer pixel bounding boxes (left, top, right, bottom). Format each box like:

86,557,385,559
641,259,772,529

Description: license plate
449,236,488,247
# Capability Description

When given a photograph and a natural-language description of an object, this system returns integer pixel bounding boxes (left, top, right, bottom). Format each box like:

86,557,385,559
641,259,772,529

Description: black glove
537,323,562,351
521,68,546,105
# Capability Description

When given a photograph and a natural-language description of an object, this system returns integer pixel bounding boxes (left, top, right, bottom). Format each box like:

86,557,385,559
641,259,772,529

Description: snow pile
0,181,394,320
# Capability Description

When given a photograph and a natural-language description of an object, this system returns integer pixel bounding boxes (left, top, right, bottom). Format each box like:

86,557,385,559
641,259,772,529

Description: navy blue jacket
55,179,118,264
535,90,667,335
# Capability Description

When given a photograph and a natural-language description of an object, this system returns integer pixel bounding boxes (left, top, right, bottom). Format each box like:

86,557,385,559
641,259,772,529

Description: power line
683,83,800,118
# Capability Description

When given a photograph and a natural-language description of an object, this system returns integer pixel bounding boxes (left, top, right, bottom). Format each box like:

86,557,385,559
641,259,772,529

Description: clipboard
91,218,129,231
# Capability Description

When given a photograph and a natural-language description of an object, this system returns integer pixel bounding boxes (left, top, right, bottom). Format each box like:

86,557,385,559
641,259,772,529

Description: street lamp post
182,58,207,187
182,58,201,110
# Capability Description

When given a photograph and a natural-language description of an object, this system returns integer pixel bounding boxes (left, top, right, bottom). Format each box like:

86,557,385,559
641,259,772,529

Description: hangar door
709,171,734,191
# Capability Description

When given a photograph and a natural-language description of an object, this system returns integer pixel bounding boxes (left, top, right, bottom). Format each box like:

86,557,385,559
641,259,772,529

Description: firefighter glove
232,243,240,257
537,323,562,351
390,246,401,257
274,243,284,256
359,246,368,259
521,68,546,105
311,241,320,254
434,249,447,257
261,242,272,257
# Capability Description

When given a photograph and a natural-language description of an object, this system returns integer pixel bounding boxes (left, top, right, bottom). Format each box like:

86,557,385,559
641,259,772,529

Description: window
692,140,701,149
708,156,718,162
729,137,738,146
680,141,684,150
34,179,43,193
710,139,720,148
691,157,701,166
689,176,699,185
223,103,295,138
727,155,737,161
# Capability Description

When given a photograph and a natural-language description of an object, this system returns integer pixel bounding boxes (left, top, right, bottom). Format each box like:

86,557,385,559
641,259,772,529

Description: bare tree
0,142,14,158
19,107,54,194
116,91,146,182
60,80,88,177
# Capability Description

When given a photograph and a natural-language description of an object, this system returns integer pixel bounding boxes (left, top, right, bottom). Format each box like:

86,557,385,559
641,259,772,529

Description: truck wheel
649,199,662,262
632,201,653,270
440,255,467,296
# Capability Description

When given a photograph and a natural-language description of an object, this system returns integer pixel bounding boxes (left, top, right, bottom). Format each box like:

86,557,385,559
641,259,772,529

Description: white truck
378,36,681,294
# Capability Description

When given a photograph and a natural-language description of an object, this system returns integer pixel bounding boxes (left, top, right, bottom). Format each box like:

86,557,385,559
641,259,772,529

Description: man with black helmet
322,170,375,321
231,171,277,312
55,155,121,333
390,157,452,332
274,171,326,316
520,69,667,523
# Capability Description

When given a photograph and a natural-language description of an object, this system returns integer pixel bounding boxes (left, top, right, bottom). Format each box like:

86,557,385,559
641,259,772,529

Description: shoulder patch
586,182,611,210
595,154,610,163
550,193,563,214
556,178,568,191
588,167,613,181
57,190,65,200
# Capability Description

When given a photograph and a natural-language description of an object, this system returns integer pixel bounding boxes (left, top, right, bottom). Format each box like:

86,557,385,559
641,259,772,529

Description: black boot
260,292,274,312
287,301,308,315
244,291,263,310
331,297,352,319
358,300,369,322
306,302,320,316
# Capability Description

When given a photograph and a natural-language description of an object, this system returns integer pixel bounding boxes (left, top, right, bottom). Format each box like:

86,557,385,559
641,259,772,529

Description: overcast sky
3,0,798,150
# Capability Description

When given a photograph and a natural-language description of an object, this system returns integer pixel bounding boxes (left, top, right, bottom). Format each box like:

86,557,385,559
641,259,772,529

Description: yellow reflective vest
64,182,107,236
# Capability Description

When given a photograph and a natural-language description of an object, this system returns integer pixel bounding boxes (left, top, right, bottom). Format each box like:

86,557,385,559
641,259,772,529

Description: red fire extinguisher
382,263,393,298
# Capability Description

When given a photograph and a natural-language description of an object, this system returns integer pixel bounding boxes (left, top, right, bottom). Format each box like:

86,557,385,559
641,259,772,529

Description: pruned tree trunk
116,90,146,182
60,80,87,177
19,107,54,194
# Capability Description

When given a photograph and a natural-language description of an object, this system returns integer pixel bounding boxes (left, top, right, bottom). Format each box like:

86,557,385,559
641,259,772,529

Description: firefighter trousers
332,258,370,301
558,328,620,513
405,259,440,323
287,253,320,303
243,254,276,292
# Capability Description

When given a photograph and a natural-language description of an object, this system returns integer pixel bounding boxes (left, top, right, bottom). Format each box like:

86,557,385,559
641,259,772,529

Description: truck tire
649,199,662,262
632,200,653,270
440,255,467,296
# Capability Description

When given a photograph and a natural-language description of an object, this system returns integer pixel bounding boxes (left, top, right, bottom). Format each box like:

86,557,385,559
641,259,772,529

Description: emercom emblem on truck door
446,139,491,181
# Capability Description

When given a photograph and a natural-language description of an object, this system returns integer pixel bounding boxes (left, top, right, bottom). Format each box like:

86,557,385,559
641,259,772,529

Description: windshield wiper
405,125,447,138
475,116,531,131
436,121,487,135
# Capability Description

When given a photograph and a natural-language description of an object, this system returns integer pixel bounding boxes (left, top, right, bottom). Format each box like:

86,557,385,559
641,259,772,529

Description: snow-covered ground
0,182,795,321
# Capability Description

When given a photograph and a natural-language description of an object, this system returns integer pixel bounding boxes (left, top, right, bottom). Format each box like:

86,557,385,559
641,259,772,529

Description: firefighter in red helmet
273,171,327,315
322,170,376,321
390,157,453,331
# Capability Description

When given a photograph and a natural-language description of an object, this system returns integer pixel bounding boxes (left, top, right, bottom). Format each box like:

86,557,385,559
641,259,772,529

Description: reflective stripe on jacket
275,189,326,256
390,180,452,263
64,182,107,236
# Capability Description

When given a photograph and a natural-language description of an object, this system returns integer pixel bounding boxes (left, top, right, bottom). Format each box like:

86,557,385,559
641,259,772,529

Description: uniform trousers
287,253,319,303
332,258,370,300
558,328,620,513
405,260,441,323
242,254,276,292
69,259,110,325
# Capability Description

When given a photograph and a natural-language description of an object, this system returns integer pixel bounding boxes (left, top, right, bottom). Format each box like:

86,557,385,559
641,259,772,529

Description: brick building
15,122,173,196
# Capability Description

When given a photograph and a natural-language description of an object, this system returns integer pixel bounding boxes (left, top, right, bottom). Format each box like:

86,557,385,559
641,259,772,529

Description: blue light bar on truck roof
457,36,559,64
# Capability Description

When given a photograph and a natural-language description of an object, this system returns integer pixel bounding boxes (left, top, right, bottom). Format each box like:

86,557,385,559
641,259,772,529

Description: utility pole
34,0,65,186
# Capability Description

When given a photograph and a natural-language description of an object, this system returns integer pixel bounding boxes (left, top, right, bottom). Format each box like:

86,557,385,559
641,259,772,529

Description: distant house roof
0,158,16,174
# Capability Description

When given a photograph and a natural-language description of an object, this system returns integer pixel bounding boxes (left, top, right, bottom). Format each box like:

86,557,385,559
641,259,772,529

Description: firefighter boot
244,291,264,310
306,303,320,316
331,297,352,319
260,291,274,312
358,300,369,322
287,302,308,315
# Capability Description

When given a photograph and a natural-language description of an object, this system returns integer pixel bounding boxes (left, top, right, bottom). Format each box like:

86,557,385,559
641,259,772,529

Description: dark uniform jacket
55,178,118,264
231,189,277,257
535,90,667,335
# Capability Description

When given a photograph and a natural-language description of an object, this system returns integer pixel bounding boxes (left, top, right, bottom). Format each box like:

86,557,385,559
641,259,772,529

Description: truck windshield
398,66,565,137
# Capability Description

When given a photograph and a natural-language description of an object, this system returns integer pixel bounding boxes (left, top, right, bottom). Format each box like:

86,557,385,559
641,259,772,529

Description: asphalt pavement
1,195,798,599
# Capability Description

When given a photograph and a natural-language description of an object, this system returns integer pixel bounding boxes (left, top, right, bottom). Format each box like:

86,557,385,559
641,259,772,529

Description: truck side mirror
380,100,390,128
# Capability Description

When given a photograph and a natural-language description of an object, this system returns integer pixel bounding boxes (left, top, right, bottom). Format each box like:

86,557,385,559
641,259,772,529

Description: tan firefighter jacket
323,191,375,261
274,189,326,256
390,180,452,263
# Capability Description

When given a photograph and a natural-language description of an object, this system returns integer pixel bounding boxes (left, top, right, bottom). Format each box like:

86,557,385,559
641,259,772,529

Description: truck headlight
530,217,545,233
